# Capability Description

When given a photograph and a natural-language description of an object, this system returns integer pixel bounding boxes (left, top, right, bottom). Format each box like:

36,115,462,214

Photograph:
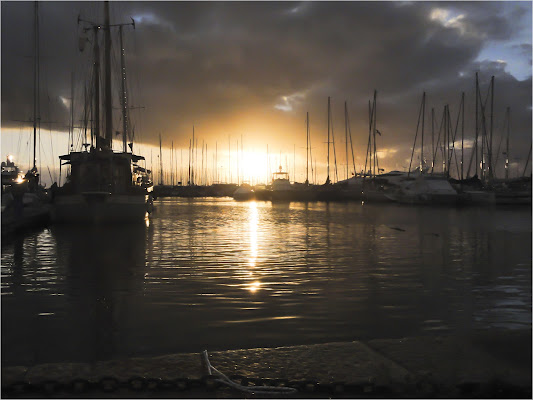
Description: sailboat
51,2,153,223
384,93,457,205
2,2,51,236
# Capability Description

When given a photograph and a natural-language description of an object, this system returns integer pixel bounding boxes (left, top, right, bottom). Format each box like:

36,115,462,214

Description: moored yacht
233,183,255,201
385,173,458,205
51,2,153,224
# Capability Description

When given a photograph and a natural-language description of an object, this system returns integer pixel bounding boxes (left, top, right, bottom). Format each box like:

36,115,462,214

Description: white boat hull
52,193,151,223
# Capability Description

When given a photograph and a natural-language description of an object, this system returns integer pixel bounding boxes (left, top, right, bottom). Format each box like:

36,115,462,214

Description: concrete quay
2,329,531,398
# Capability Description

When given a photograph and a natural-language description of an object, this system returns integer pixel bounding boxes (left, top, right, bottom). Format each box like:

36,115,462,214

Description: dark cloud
2,1,531,175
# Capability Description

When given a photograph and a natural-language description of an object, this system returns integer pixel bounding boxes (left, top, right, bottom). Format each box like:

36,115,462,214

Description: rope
201,350,298,396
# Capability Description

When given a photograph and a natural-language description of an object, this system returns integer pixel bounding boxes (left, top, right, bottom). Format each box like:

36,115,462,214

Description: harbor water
1,198,531,367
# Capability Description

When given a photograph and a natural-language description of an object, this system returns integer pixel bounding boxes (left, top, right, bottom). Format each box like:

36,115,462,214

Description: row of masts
152,76,531,187
406,73,525,184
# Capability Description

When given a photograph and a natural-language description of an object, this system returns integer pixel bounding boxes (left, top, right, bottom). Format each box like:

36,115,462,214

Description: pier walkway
2,329,531,397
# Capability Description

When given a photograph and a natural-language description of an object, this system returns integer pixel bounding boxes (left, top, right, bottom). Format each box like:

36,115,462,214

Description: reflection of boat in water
253,184,270,201
233,184,255,201
52,3,153,224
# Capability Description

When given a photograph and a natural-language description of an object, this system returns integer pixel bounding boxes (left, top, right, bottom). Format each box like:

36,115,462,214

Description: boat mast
306,112,309,185
69,72,75,151
92,23,101,149
363,99,371,179
488,76,494,182
159,134,163,185
344,101,348,180
523,143,531,177
420,92,425,173
32,1,40,174
293,143,295,183
103,1,113,149
171,141,174,185
192,126,195,185
373,91,377,177
326,96,330,184
119,25,129,153
461,92,465,181
505,107,510,180
188,139,191,185
408,92,424,178
475,73,479,177
346,102,356,177
266,144,269,184
431,108,435,172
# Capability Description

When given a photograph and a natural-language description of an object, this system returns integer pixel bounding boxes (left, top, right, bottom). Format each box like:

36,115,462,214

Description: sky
1,1,532,185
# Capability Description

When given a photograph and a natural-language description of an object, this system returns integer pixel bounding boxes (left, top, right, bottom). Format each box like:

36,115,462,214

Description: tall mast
420,92,425,172
373,90,377,177
475,73,479,177
159,134,163,185
344,101,348,180
119,25,129,153
488,75,495,182
192,126,195,185
306,112,309,185
266,144,269,184
32,1,39,173
461,92,465,181
188,139,191,185
69,72,75,151
83,84,88,149
505,107,510,180
326,96,330,184
346,102,356,177
171,141,174,185
103,1,113,148
293,144,295,183
431,108,435,172
92,24,100,148
523,143,532,177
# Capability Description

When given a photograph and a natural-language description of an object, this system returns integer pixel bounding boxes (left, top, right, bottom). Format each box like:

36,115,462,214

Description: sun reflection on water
246,201,261,292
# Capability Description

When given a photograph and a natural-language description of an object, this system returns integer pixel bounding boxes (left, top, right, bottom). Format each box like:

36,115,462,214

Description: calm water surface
2,198,531,366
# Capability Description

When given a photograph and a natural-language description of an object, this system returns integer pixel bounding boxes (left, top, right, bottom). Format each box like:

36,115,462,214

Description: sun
238,151,270,185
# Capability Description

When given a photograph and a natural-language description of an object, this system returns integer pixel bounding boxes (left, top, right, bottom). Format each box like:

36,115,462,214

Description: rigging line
448,94,464,179
347,103,356,176
363,100,373,179
523,143,531,177
309,118,314,185
374,101,380,174
493,109,509,176
430,106,446,175
331,112,339,183
408,93,424,177
48,123,56,182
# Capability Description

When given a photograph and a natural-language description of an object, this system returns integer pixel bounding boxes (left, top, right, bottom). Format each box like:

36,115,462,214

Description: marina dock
3,329,531,398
